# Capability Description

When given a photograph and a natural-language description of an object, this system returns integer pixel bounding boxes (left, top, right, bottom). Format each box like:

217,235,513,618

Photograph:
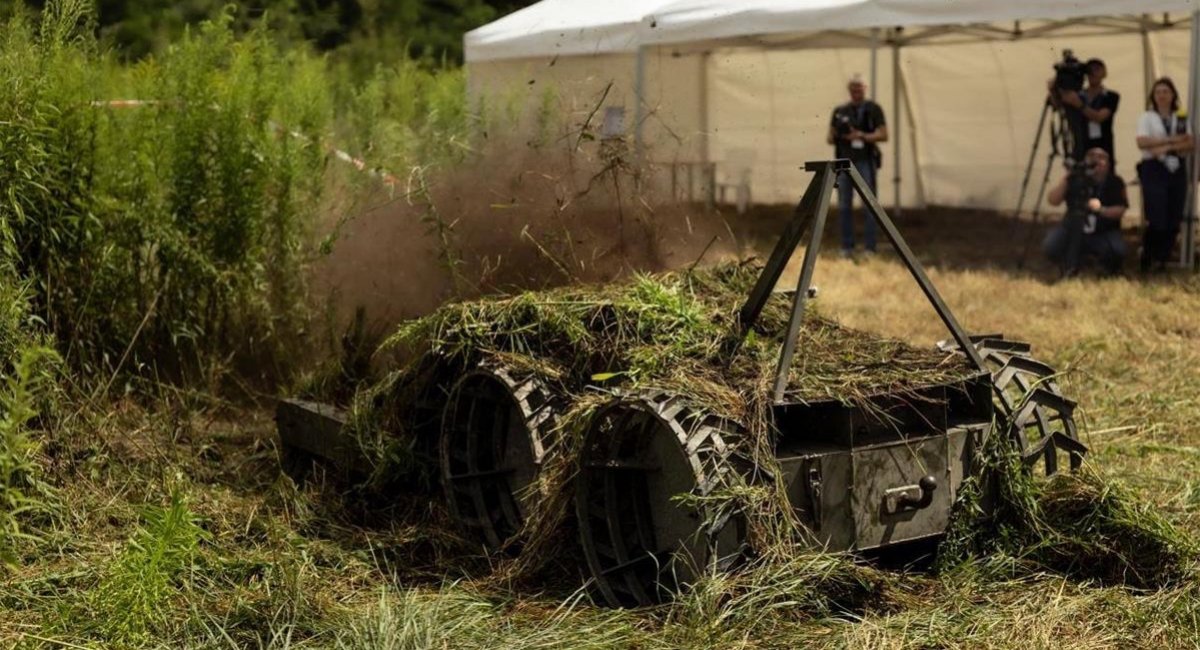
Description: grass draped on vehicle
328,262,975,494
301,262,1197,600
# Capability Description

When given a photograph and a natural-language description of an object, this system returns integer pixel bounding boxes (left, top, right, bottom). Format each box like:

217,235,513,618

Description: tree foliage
0,0,534,61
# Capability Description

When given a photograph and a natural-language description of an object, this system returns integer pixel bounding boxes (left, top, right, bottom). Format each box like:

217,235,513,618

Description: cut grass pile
938,443,1197,591
378,261,977,414
312,261,980,484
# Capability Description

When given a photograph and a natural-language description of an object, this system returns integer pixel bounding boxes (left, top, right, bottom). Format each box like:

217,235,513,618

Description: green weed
0,344,59,566
80,488,207,646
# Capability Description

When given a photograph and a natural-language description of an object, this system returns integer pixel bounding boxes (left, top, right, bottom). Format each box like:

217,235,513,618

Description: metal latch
883,475,937,515
807,466,823,528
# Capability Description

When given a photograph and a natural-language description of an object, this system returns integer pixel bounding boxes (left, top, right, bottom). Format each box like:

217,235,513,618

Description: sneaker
840,248,854,259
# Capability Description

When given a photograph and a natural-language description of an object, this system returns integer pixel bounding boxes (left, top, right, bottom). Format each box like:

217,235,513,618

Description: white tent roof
465,0,678,62
467,0,1199,61
643,0,1200,48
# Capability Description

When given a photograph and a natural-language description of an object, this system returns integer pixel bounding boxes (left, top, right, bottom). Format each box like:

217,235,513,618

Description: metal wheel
440,365,558,551
575,391,746,607
939,334,1086,475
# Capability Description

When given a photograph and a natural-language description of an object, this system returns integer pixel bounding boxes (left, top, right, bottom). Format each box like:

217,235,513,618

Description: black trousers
1043,224,1126,274
1137,158,1188,266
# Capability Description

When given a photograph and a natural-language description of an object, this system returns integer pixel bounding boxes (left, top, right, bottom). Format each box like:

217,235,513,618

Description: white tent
465,0,1200,266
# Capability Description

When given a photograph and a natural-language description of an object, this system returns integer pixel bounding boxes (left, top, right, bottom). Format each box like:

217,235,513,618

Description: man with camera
1057,58,1120,163
1043,147,1129,277
827,75,887,257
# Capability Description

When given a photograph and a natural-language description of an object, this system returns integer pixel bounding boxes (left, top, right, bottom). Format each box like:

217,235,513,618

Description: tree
0,0,536,62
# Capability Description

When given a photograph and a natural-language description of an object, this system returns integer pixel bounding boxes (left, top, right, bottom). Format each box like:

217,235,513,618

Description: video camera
1056,156,1100,276
1053,50,1087,93
1064,157,1097,213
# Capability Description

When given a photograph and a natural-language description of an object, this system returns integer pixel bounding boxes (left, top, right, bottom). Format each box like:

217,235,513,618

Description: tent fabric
697,28,1193,208
465,0,677,62
466,0,1199,62
643,0,1200,49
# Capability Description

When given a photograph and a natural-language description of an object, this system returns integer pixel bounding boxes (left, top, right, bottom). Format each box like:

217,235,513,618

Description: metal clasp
807,466,823,527
883,475,937,515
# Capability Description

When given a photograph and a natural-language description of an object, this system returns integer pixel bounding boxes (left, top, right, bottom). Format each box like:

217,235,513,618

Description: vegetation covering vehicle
278,160,1086,606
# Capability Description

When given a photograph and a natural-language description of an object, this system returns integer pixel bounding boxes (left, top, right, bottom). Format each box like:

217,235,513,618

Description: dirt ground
733,201,1156,278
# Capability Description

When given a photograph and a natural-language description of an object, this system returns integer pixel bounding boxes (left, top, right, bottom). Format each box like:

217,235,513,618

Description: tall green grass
332,57,471,176
0,341,58,566
0,77,60,566
0,2,487,387
1,3,330,383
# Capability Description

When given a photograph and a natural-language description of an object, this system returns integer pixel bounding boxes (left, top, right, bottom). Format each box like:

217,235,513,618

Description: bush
0,3,331,383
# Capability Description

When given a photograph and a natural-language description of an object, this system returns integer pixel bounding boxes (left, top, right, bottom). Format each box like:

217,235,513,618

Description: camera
1065,158,1096,204
834,112,853,137
1053,50,1087,92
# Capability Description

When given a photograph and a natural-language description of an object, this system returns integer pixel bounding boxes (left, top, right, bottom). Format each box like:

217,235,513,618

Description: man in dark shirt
1043,147,1129,276
1059,59,1120,163
826,75,888,256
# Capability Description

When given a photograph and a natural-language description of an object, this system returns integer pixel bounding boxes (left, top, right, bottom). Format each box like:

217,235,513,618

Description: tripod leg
1012,100,1052,222
1017,110,1068,269
738,167,828,333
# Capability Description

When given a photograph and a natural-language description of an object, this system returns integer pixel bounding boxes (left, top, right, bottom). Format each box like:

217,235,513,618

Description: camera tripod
1012,95,1079,269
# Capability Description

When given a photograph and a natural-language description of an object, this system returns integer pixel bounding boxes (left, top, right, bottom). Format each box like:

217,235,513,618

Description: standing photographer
1043,147,1129,277
827,75,887,257
1136,77,1194,272
1058,58,1120,163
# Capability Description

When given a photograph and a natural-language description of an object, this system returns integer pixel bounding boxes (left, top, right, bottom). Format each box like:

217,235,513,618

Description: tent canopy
467,0,1199,61
644,0,1199,49
465,0,673,62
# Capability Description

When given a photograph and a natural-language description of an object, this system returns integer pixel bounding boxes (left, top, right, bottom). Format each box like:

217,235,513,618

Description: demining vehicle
277,160,1087,607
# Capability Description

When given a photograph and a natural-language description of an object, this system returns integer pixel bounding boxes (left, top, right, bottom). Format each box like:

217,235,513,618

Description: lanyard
1161,113,1179,135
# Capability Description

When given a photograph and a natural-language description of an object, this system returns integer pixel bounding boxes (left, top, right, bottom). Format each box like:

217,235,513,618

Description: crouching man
1044,147,1129,277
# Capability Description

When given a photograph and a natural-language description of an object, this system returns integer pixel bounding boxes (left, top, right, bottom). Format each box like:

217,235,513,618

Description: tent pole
892,32,901,216
634,45,647,164
898,55,927,208
870,28,879,100
700,51,713,208
1140,15,1156,98
1184,11,1200,269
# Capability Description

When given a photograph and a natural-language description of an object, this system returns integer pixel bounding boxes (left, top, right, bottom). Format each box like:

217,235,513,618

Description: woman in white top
1135,77,1194,271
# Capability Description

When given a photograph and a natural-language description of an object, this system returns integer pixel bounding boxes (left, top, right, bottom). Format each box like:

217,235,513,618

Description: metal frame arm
846,164,988,372
737,162,836,332
734,159,988,405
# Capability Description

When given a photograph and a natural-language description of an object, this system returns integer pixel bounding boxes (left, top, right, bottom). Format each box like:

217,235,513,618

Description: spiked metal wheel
440,365,559,551
575,391,746,607
939,334,1086,475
